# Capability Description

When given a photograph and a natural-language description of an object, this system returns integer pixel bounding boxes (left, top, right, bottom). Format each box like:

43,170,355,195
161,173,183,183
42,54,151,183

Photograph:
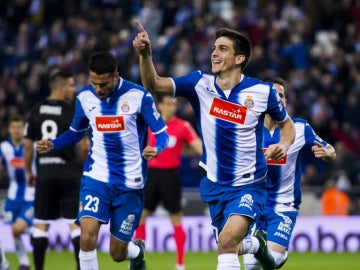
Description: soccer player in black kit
24,69,89,270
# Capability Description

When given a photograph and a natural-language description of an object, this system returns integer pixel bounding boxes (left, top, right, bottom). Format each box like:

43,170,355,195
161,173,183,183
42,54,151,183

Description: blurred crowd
0,0,359,199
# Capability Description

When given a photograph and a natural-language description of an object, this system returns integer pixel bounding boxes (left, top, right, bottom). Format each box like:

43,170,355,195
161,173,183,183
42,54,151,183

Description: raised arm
133,20,174,95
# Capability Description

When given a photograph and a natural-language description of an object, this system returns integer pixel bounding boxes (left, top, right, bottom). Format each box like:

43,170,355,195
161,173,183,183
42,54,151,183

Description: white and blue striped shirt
263,117,328,210
173,71,288,186
0,139,35,201
62,78,167,189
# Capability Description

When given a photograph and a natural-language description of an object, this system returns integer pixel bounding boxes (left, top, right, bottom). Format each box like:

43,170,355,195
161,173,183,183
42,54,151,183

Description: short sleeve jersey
70,78,166,189
148,116,199,169
0,139,35,201
24,99,82,180
263,117,328,209
172,71,288,187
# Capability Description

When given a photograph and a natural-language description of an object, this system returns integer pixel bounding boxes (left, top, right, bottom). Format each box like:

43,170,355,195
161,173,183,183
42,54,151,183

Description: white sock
217,253,240,270
126,241,140,259
15,237,30,266
243,254,261,270
0,237,9,270
241,236,260,254
79,249,98,270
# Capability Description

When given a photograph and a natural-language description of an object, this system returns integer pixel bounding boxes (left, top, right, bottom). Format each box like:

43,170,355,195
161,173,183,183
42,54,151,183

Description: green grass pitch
5,250,360,269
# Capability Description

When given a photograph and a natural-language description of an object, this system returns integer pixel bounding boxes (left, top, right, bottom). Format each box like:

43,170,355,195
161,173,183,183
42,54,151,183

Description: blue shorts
78,176,144,242
200,177,268,235
256,205,298,249
4,199,34,226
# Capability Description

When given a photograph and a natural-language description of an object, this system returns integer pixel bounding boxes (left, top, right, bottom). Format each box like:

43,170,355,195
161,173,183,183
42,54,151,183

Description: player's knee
217,234,238,252
12,226,22,238
243,254,261,270
80,231,98,249
269,250,288,269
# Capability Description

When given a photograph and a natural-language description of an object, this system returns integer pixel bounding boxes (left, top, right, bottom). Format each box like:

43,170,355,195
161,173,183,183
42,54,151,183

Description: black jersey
24,99,82,180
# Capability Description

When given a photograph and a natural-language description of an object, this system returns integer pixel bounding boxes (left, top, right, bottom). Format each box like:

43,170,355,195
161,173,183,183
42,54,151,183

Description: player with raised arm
36,51,168,270
133,20,295,270
242,77,336,269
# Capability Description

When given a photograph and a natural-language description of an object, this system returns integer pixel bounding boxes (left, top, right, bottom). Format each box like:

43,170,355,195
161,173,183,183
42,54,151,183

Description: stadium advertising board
1,216,359,252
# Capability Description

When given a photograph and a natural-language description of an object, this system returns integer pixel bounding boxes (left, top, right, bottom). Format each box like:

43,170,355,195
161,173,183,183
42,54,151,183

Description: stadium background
0,0,360,267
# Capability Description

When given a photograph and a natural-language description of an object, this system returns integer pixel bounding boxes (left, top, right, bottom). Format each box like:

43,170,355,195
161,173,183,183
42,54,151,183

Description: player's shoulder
121,78,146,93
291,116,308,125
237,75,272,93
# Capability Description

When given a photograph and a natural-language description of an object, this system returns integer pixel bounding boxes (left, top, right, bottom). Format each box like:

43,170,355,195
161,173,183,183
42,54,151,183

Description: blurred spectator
321,179,350,216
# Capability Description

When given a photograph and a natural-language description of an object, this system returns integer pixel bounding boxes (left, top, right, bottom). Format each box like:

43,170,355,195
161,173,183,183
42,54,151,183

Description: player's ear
235,55,245,65
113,72,119,81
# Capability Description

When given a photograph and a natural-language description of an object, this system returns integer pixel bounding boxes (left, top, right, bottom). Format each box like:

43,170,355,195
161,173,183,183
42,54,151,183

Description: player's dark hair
215,28,252,70
271,77,287,96
89,51,118,75
271,77,287,89
48,68,73,90
7,115,23,126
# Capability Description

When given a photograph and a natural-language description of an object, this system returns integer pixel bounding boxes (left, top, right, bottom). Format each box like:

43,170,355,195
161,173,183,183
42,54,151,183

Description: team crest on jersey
10,157,25,169
96,116,125,132
121,102,130,112
244,96,254,108
209,98,247,124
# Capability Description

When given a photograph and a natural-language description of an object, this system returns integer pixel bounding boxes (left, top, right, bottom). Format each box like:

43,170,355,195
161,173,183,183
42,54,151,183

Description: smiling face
90,71,118,99
211,37,245,76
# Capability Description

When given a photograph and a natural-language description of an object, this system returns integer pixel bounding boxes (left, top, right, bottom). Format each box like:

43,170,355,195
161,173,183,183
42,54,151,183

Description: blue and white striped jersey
69,78,167,188
263,117,328,210
172,71,288,186
0,139,35,201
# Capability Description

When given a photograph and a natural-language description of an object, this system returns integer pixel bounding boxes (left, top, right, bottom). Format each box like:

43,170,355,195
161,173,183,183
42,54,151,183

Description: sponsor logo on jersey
262,148,287,165
10,157,25,169
119,214,135,235
205,87,216,94
238,194,254,211
96,116,125,132
209,98,247,124
244,95,255,108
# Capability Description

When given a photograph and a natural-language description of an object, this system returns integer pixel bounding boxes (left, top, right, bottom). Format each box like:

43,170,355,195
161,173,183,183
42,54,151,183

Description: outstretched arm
37,129,85,154
133,20,174,95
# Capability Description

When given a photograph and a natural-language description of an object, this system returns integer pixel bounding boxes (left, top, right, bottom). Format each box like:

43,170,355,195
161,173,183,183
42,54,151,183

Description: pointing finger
134,19,145,33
